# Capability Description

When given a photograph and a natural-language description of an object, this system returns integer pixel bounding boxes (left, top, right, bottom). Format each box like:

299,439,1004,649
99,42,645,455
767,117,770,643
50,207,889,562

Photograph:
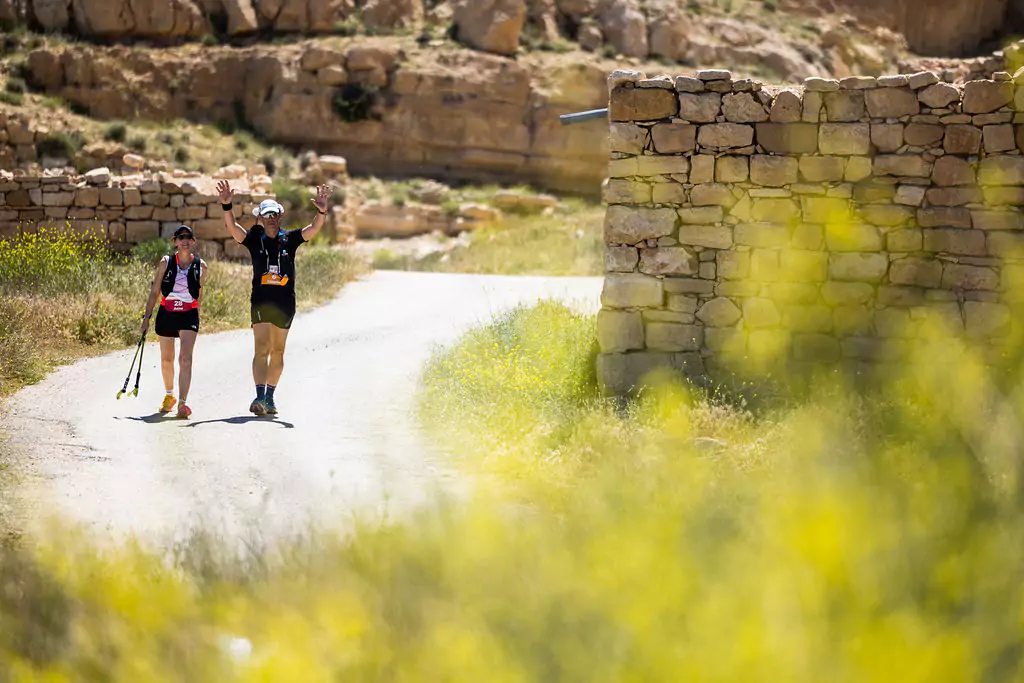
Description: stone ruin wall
597,68,1024,394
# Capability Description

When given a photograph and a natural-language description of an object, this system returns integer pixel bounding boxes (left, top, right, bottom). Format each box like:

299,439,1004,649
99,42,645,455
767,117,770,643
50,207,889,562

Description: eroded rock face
453,0,526,56
68,0,210,37
361,0,422,30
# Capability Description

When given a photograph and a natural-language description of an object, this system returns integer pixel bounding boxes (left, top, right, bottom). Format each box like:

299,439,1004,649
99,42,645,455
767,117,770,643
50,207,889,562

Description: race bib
261,265,289,287
163,298,191,312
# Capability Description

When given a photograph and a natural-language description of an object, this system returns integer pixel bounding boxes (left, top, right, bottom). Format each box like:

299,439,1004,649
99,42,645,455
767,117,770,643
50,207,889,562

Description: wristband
222,202,233,211
317,208,328,215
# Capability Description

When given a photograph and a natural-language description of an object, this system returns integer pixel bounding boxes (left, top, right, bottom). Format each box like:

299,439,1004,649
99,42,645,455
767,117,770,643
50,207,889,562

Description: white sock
166,390,175,397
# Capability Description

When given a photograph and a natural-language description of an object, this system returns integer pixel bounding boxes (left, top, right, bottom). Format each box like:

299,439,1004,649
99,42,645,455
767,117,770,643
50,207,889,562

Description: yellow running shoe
159,394,177,413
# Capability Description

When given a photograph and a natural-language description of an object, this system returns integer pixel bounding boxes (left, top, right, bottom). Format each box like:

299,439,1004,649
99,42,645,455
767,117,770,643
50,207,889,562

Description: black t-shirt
243,226,306,304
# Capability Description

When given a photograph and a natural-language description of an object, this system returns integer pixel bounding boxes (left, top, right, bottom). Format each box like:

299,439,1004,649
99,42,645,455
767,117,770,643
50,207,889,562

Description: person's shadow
119,413,170,424
186,416,295,429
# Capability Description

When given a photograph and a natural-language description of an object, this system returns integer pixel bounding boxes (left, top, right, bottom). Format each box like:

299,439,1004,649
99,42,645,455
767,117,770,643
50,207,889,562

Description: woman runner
141,225,208,419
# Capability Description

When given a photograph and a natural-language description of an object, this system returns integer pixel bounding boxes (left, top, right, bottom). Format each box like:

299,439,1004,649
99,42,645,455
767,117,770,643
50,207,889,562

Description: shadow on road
185,416,295,429
117,413,171,424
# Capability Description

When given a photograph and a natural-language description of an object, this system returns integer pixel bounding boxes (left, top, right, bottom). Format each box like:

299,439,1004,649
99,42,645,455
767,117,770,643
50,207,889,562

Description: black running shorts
251,298,295,330
155,308,200,338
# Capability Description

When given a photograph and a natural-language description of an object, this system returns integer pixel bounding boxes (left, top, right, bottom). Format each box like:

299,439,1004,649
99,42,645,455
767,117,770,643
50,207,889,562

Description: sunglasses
262,212,282,219
174,234,194,240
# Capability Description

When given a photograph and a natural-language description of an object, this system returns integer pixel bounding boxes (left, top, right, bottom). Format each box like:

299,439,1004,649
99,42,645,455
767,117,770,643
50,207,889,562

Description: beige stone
697,298,742,327
871,124,904,153
979,156,1024,186
845,157,873,182
652,183,688,204
824,91,866,122
722,93,768,123
636,156,691,176
605,206,676,244
602,274,664,308
802,197,850,224
825,222,881,251
750,156,798,187
984,187,1024,205
718,251,750,279
983,124,1016,152
678,206,724,224
640,247,698,276
783,305,832,333
799,156,846,182
873,155,932,178
819,124,870,155
750,249,780,282
918,207,972,229
932,156,975,186
611,87,678,122
923,228,986,255
944,125,982,155
650,123,695,153
689,156,715,184
903,123,944,146
677,224,732,249
454,0,526,56
894,185,926,206
690,184,735,207
770,90,802,122
126,221,159,243
742,298,781,329
716,156,749,183
829,253,889,282
803,91,823,123
697,123,754,149
74,188,100,207
865,88,920,118
918,83,960,108
610,123,648,154
926,187,984,206
751,198,799,222
604,180,652,204
646,322,702,352
606,246,639,272
598,310,644,353
756,123,819,154
677,92,722,123
963,81,1014,114
735,223,789,247
780,250,827,281
971,210,1022,230
942,264,998,290
964,302,1010,338
887,229,923,252
792,334,840,362
890,257,942,287
822,281,874,306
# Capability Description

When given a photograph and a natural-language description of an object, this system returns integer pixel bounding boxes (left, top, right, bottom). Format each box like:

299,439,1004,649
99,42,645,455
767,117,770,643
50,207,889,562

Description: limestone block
123,188,142,206
735,223,790,248
193,219,230,240
606,246,639,272
942,264,998,290
783,305,832,333
825,223,881,251
74,188,100,207
932,156,975,186
605,206,676,244
609,157,640,178
890,257,942,287
833,305,873,336
803,91,823,122
918,207,972,229
750,249,780,281
716,156,749,182
42,192,74,207
126,221,159,243
98,187,123,206
918,83,960,108
610,123,649,154
792,334,840,362
894,185,926,206
697,123,754,149
983,124,1016,152
742,298,781,328
636,156,691,176
770,90,802,122
780,250,827,281
678,206,724,224
904,123,944,146
602,274,664,308
652,183,688,204
819,124,870,155
979,156,1024,186
124,205,154,220
887,229,923,252
598,310,644,353
751,198,799,222
923,228,986,255
650,123,696,153
690,184,735,207
871,123,904,152
845,157,872,182
718,251,750,279
611,87,679,121
984,187,1024,205
799,156,846,182
822,281,874,306
944,125,982,155
696,297,742,327
675,76,704,92
677,224,732,249
803,197,851,224
926,187,983,206
972,210,1022,230
829,253,889,282
874,309,915,338
677,93,722,123
824,91,866,122
639,247,698,276
908,72,940,90
865,88,920,118
605,180,652,205
646,322,703,352
873,155,932,178
750,155,798,187
756,123,819,154
689,155,715,184
722,93,768,123
962,81,1014,114
963,302,1010,338
153,207,178,222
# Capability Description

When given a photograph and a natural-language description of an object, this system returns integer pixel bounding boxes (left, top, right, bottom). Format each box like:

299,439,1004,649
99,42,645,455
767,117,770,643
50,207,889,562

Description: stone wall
0,166,352,259
597,68,1024,394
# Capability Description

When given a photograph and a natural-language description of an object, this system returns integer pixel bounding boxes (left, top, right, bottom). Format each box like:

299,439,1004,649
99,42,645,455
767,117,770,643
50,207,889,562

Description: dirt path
2,272,602,542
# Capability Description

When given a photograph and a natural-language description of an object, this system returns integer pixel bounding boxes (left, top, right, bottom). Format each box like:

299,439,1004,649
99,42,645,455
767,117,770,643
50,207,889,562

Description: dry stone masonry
598,68,1024,394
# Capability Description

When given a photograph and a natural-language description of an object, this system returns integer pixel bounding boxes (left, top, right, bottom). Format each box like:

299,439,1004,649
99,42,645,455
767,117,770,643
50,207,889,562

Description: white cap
253,199,285,217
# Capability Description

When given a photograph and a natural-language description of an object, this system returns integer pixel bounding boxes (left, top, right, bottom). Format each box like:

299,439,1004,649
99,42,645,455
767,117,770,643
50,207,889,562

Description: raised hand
310,184,335,214
217,179,233,204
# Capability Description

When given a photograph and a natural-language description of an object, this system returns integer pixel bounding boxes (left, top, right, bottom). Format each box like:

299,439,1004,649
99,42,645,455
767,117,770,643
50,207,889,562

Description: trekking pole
559,108,608,126
116,334,145,400
131,331,146,397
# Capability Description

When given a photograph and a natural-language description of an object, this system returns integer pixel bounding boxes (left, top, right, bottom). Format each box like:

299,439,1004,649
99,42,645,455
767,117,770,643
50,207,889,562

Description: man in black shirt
217,180,335,416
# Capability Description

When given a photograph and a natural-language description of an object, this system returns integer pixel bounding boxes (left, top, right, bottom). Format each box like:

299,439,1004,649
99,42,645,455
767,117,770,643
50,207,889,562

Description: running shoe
159,395,177,413
249,398,267,416
176,403,192,419
264,396,278,415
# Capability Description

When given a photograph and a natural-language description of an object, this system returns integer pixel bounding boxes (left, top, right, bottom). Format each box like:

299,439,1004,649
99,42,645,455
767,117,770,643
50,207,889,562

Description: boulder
646,0,691,62
454,0,526,56
32,0,70,29
600,1,647,58
361,0,422,30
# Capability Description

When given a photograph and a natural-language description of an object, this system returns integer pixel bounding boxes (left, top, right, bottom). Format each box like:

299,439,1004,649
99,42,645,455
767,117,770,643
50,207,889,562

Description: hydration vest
161,253,202,300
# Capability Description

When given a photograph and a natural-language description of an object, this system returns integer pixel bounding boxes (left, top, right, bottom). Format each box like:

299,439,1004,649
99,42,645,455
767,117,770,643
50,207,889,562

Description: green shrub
35,132,83,160
103,121,127,143
5,77,25,94
0,227,106,296
0,91,23,106
331,84,379,123
130,238,172,265
174,146,191,163
128,135,148,152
